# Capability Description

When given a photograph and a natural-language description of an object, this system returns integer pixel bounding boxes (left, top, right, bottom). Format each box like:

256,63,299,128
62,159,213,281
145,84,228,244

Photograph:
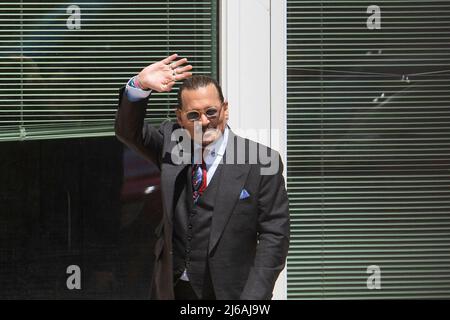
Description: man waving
115,54,290,300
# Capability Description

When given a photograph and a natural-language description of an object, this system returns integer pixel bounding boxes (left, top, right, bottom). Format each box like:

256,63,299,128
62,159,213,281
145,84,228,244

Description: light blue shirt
126,78,151,102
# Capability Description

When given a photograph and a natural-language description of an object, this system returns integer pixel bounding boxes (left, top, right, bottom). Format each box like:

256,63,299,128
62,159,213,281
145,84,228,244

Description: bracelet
128,76,149,91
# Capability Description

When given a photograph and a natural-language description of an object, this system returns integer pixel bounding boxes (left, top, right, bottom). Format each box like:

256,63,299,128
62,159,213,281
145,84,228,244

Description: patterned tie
192,161,207,203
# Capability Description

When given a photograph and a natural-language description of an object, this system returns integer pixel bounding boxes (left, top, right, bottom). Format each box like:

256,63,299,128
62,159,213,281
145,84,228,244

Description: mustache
202,126,218,133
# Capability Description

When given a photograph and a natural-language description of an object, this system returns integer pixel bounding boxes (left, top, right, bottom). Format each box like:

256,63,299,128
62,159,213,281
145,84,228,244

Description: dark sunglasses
184,107,220,122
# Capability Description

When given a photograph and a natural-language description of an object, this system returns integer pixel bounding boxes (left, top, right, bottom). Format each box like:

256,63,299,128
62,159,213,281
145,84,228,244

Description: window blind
0,0,218,141
287,0,450,299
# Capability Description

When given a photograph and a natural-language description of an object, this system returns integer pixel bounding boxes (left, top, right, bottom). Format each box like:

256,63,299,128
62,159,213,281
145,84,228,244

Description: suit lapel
208,130,251,254
209,163,250,254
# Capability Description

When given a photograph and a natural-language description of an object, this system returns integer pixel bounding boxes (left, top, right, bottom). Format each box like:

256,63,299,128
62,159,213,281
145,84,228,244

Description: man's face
176,83,229,147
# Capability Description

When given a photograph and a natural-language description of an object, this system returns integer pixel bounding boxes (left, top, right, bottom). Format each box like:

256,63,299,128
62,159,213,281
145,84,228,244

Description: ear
223,101,229,121
175,108,183,127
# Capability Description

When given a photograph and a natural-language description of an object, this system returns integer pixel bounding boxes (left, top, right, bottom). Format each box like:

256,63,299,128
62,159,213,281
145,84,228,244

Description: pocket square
239,188,250,200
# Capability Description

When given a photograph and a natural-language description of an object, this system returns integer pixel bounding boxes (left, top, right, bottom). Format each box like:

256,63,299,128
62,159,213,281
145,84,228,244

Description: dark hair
177,75,224,109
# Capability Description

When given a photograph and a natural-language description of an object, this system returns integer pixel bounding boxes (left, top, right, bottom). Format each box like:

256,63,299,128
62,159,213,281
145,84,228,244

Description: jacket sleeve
240,152,290,300
114,87,165,169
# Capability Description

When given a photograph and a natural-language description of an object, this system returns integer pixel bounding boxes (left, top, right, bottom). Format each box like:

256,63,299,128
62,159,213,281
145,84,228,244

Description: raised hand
136,54,193,92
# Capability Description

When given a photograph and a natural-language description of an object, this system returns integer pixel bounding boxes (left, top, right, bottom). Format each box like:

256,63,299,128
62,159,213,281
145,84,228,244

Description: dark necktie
192,161,207,203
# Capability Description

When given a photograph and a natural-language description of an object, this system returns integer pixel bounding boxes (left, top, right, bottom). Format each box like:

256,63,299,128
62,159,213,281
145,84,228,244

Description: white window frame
219,0,287,300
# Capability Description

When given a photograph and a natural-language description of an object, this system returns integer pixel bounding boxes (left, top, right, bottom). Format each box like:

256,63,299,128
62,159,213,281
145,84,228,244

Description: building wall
220,0,288,299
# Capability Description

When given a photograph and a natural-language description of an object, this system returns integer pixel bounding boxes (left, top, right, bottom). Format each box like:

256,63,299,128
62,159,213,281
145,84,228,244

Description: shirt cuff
125,77,151,102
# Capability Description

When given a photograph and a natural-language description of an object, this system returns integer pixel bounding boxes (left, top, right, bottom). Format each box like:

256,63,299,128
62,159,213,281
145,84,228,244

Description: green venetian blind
0,0,217,141
287,1,450,299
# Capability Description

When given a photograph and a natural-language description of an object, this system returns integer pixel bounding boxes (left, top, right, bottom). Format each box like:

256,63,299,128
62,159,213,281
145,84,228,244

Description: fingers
160,80,176,92
157,54,192,92
170,65,193,82
163,54,188,72
169,62,192,82
174,64,193,75
159,72,189,92
166,82,176,91
175,71,193,81
169,58,188,69
161,53,178,65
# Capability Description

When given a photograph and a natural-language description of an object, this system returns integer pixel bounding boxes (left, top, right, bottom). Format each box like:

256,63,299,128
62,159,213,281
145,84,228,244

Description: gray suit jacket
115,88,290,300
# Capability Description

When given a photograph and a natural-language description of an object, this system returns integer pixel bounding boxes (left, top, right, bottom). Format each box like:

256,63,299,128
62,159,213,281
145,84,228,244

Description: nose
200,113,210,128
